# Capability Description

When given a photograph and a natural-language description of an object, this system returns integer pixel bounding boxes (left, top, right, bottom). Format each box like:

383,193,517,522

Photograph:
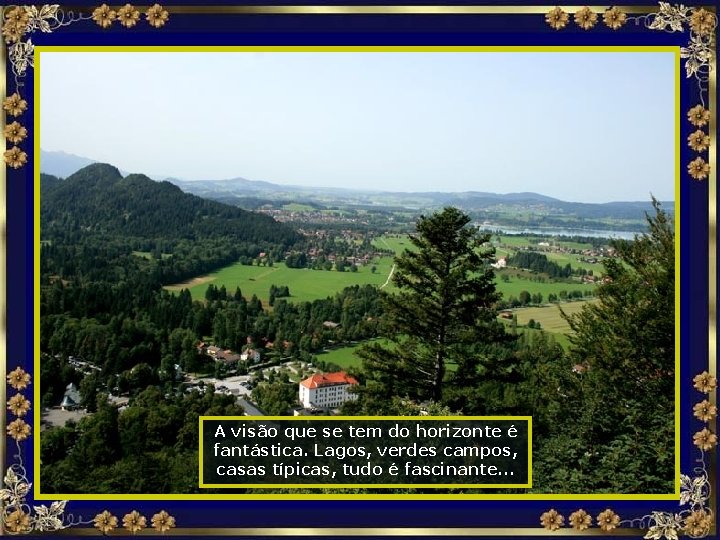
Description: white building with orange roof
299,371,359,409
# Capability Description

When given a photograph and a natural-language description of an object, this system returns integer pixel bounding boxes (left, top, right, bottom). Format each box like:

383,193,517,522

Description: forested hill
41,163,300,246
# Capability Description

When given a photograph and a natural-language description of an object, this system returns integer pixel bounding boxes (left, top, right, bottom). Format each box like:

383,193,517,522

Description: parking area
41,407,89,431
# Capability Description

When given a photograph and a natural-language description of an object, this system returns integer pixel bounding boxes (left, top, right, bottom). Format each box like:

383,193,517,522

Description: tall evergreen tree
535,199,675,493
358,207,507,406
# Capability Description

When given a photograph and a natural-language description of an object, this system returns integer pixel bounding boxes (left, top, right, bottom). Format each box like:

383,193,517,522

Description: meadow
165,233,597,305
495,272,594,299
372,235,415,255
165,258,395,302
511,299,594,332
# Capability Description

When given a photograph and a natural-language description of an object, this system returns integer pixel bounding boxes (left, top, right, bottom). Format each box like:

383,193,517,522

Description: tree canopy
533,199,675,493
358,207,510,406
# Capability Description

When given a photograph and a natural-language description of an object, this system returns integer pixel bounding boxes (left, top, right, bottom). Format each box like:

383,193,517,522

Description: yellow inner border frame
198,416,533,489
32,46,682,502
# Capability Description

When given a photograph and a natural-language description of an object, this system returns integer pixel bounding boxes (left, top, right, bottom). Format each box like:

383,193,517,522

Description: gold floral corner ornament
546,4,717,97
545,3,717,185
2,3,170,171
2,368,87,535
544,369,717,538
683,510,713,537
640,3,717,185
643,3,717,102
0,465,76,534
634,370,716,540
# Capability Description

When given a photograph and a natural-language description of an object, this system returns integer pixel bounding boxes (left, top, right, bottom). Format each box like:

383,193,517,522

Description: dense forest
39,165,674,495
41,164,302,285
39,165,387,492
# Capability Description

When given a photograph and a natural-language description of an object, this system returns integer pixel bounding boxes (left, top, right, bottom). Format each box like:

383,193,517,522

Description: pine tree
539,199,675,493
358,207,507,406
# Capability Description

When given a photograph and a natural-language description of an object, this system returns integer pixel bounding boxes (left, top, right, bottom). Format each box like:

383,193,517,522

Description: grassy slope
165,233,597,305
166,259,395,302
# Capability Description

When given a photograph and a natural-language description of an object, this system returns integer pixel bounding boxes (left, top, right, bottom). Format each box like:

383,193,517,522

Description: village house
61,383,81,411
240,348,261,363
217,349,242,363
299,371,358,409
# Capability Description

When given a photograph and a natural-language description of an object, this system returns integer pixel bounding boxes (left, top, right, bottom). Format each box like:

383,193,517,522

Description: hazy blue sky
40,51,675,202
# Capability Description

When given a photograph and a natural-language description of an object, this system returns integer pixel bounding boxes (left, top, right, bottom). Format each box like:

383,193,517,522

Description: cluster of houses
505,241,616,261
198,341,262,364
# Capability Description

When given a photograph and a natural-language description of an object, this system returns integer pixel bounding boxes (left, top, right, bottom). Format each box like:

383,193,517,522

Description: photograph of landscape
37,51,676,495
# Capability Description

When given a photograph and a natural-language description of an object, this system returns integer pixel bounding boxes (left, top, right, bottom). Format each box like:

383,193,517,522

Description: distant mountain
168,178,672,222
41,163,301,246
40,150,98,179
40,150,673,223
40,149,152,180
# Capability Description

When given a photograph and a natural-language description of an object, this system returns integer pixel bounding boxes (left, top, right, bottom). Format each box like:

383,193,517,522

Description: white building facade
299,372,359,409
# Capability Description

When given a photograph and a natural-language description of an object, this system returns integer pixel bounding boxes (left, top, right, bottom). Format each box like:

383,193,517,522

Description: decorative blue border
2,2,716,535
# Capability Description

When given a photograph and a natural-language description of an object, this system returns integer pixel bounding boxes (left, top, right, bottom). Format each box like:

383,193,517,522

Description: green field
315,340,387,369
498,322,571,349
372,235,415,256
510,300,595,332
283,203,316,212
542,251,605,273
165,230,596,305
495,272,595,299
165,259,396,303
165,259,593,306
316,339,460,372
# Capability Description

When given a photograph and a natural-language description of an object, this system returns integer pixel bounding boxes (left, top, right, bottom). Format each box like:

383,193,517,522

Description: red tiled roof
300,371,358,389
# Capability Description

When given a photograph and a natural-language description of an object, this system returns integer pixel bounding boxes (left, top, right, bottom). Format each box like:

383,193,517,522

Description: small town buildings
299,371,358,409
241,349,261,363
61,383,81,411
